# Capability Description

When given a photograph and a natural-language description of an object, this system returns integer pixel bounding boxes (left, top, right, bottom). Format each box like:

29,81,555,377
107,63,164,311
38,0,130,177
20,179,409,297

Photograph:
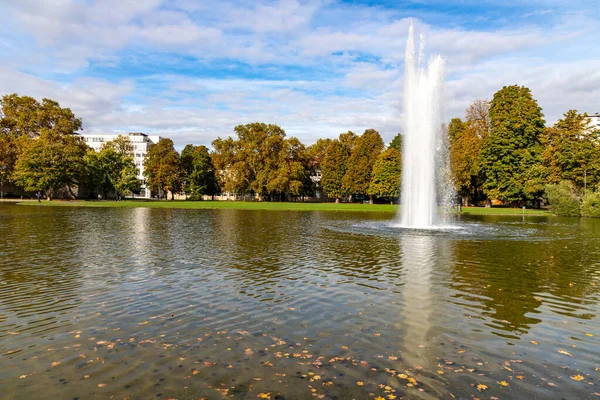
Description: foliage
12,130,87,199
143,138,181,199
211,123,310,200
181,144,219,200
342,129,384,199
306,138,332,193
545,181,581,217
542,110,600,191
389,133,403,152
479,85,545,204
1,93,82,180
581,191,600,218
320,132,356,201
367,147,401,202
85,136,140,198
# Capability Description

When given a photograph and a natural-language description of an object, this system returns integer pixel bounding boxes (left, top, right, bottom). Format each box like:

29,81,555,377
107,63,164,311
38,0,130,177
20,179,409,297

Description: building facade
80,132,163,198
588,112,600,130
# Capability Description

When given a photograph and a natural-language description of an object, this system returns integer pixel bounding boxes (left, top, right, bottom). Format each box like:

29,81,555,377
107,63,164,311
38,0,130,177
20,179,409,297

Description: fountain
399,23,446,229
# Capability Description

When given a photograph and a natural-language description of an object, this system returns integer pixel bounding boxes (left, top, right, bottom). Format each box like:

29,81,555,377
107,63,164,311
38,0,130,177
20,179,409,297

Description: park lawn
16,200,550,215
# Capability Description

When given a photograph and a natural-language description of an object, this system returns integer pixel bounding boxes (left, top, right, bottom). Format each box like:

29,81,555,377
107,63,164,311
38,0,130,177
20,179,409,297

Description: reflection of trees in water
450,233,600,338
0,206,82,335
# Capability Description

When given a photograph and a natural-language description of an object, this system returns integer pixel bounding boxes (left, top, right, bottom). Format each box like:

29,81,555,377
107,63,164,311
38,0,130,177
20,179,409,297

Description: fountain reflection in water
399,23,446,228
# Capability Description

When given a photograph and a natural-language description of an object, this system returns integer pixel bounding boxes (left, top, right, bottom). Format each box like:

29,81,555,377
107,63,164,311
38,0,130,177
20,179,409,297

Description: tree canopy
144,138,181,200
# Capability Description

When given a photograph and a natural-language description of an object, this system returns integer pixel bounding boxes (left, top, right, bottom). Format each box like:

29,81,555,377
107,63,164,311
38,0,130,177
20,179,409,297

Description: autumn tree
143,138,181,200
12,130,88,199
306,138,332,194
367,147,401,203
342,129,384,202
479,86,545,205
0,94,82,181
181,144,219,200
542,110,600,192
449,99,490,205
321,131,356,202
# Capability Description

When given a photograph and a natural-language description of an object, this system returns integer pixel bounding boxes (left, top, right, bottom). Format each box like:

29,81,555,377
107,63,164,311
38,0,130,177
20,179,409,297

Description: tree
321,132,356,202
84,136,141,199
1,94,82,181
542,110,600,192
479,86,545,205
12,130,87,199
181,144,219,200
389,133,403,152
342,129,384,201
306,138,332,194
211,123,310,200
143,138,181,200
449,99,490,205
545,181,581,217
367,147,401,203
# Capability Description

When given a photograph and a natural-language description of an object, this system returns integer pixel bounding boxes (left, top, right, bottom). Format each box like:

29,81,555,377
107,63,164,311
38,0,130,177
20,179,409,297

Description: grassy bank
16,200,551,215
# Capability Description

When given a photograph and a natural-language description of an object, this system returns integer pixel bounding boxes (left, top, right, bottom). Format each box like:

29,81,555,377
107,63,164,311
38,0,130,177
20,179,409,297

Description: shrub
545,181,580,217
581,191,600,218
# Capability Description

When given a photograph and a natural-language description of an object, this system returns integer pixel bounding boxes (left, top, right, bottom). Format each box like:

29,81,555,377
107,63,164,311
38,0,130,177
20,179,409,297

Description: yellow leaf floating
558,350,573,357
375,397,385,400
356,381,364,386
530,341,539,345
477,384,488,392
570,375,585,381
498,381,509,387
586,333,593,337
257,393,271,399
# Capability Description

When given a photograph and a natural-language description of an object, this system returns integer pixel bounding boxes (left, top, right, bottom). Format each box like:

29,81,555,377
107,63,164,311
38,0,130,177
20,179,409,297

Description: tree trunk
485,198,491,208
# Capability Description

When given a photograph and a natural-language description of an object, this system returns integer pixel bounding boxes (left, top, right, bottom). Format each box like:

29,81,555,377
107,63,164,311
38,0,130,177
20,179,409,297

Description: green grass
16,199,551,215
460,206,549,215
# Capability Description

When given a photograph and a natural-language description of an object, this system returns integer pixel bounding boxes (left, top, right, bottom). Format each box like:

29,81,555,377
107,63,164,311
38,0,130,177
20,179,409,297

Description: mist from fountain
399,24,446,229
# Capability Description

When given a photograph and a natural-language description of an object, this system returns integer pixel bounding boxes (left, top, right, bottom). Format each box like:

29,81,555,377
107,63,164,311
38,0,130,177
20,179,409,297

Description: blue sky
1,0,598,148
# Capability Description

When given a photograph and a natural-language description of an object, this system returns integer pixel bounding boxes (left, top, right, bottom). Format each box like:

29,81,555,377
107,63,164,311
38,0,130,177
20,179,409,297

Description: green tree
542,110,600,192
84,137,141,199
545,181,581,217
12,130,87,199
306,138,333,194
1,94,82,181
181,144,219,200
479,85,545,205
321,132,356,202
367,147,401,203
143,138,181,200
389,133,403,152
342,129,384,201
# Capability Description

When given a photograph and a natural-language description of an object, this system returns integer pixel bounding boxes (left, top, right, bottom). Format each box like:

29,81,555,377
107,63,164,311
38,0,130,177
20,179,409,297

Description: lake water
1,204,599,399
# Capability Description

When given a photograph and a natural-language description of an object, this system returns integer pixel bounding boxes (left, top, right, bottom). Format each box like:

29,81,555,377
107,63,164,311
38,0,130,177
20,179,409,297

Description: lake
1,204,599,399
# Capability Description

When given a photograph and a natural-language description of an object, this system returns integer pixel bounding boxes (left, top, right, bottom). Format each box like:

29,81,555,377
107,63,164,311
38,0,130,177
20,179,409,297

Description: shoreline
11,199,552,215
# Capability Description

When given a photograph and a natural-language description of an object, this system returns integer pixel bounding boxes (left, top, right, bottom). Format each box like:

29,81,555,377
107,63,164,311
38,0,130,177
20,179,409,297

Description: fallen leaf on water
19,375,27,379
437,370,444,375
558,350,573,357
51,361,60,367
8,332,20,335
375,397,385,400
477,384,488,392
397,374,408,379
530,341,539,345
388,356,398,361
516,376,524,380
498,381,509,387
570,375,585,381
586,333,593,337
356,381,364,386
97,383,107,387
548,382,557,387
83,375,89,379
257,393,271,399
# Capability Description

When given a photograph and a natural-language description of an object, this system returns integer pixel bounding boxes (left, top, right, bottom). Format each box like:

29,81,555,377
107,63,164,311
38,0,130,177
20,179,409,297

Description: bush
545,181,580,217
582,191,600,218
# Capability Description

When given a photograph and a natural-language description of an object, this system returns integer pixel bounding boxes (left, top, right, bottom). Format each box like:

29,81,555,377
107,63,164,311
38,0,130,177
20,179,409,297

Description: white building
588,112,600,130
80,132,163,197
